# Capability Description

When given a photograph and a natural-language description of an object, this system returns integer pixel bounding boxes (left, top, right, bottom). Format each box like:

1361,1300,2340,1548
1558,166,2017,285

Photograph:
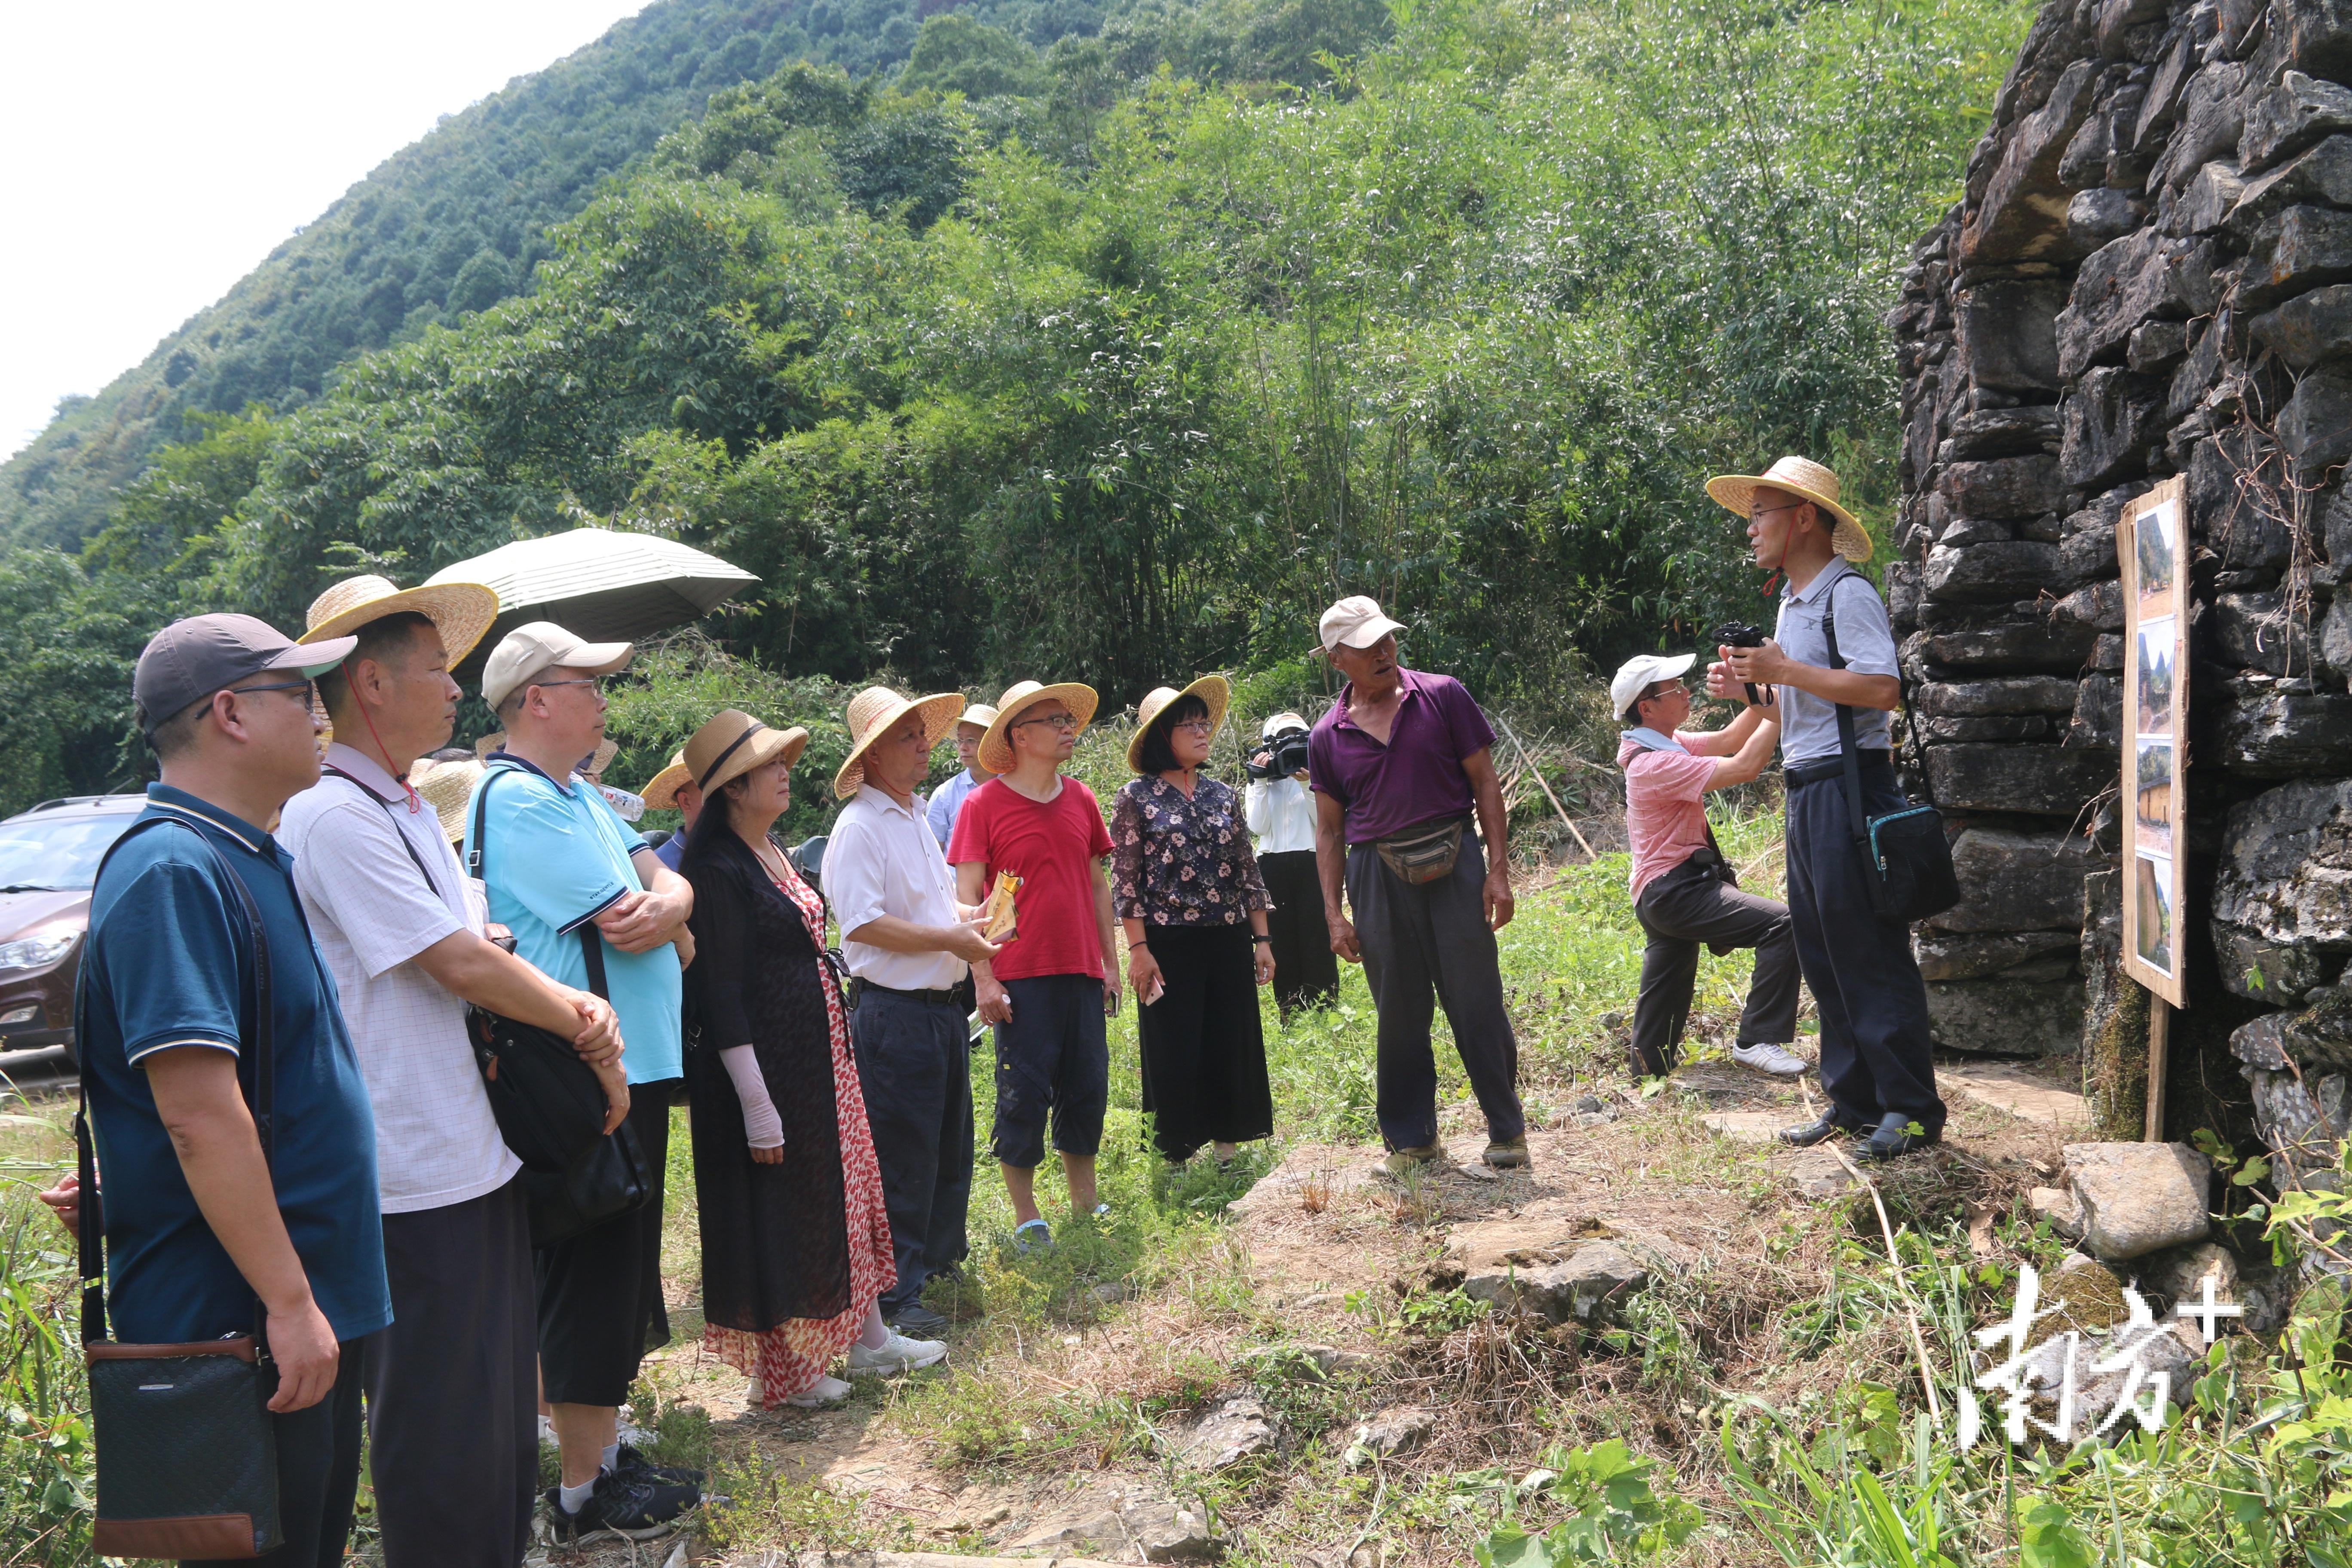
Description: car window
0,814,140,891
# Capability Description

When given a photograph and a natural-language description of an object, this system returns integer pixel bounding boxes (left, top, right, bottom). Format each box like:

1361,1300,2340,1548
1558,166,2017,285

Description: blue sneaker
1013,1218,1054,1253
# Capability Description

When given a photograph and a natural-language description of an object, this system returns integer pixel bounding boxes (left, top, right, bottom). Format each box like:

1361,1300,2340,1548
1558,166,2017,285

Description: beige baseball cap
480,621,634,711
1318,595,1406,652
1611,652,1696,722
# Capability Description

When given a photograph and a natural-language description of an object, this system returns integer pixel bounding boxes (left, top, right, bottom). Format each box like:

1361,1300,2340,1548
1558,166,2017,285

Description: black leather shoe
1862,1112,1941,1161
1778,1112,1847,1148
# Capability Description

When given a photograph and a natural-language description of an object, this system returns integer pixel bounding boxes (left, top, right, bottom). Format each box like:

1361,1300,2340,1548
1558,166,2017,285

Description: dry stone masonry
1890,0,2352,1173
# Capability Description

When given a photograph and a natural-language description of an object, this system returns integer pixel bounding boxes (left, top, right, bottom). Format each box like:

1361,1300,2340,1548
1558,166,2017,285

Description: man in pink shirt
1611,652,1803,1080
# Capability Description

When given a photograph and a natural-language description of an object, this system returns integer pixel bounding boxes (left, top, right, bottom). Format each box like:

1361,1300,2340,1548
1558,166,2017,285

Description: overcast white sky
0,1,652,460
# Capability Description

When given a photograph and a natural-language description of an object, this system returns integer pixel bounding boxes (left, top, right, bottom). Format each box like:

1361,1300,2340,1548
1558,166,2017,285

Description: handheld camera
1247,728,1311,780
1711,622,1774,707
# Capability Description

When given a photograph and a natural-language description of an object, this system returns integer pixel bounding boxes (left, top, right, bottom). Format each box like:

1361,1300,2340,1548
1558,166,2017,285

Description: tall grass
0,1096,90,1568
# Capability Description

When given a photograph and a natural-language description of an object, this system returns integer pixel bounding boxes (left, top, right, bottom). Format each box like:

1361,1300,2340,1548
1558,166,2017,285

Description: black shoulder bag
463,765,650,1246
78,819,282,1559
1822,577,1963,925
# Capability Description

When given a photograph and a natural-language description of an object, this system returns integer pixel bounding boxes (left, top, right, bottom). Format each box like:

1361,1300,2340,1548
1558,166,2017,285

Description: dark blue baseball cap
134,613,356,735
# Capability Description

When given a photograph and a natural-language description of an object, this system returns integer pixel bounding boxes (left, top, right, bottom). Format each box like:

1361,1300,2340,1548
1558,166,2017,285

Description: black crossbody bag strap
468,763,610,1001
322,765,444,898
1821,576,1871,848
78,819,274,1350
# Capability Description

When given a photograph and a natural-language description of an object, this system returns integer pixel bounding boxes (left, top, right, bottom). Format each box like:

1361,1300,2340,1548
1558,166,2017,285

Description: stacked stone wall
1892,0,2352,1155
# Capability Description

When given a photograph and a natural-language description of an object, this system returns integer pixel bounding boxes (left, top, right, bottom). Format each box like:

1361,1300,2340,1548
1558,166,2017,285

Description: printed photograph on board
2135,739,2174,856
2135,497,2179,616
2136,617,2177,735
2134,852,2174,977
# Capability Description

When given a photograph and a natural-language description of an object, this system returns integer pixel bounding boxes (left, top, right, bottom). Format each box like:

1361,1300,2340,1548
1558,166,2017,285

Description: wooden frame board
2119,474,2188,1008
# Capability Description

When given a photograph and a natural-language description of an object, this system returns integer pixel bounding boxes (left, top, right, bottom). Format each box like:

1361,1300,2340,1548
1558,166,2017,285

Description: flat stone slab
1782,1147,1858,1199
1702,1111,1786,1143
1939,1060,2090,1127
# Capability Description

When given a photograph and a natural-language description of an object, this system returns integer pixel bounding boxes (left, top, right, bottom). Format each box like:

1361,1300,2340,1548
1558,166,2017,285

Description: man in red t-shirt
1611,652,1800,1082
949,680,1119,1251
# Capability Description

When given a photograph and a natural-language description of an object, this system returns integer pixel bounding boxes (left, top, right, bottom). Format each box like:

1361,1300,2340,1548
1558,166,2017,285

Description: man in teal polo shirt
463,622,700,1542
59,613,391,1568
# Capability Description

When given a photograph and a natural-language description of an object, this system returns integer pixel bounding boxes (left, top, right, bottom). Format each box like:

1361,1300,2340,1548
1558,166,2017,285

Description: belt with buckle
1784,750,1891,787
854,979,969,1007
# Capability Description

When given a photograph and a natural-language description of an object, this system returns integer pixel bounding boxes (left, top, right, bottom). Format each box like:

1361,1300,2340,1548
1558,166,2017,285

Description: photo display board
2119,475,2188,1007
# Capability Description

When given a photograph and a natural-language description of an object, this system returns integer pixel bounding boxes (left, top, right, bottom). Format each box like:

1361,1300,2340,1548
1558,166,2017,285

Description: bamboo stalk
1490,711,1596,861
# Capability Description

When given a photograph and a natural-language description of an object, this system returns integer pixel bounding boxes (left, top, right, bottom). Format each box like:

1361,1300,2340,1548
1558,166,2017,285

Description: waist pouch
1375,815,1469,885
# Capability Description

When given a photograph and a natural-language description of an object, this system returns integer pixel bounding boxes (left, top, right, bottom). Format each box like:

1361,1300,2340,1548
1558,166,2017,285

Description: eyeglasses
1014,713,1081,731
1748,504,1801,522
1170,718,1215,733
534,677,609,695
228,679,316,703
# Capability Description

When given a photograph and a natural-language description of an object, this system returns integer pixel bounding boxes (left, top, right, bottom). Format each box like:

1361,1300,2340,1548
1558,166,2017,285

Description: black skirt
1136,922,1274,1161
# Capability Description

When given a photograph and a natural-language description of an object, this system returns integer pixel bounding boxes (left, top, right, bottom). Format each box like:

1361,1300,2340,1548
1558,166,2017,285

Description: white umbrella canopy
428,526,760,674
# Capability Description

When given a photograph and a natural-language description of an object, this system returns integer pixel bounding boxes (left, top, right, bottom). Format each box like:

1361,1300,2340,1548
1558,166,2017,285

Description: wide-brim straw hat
1127,675,1231,772
410,757,483,845
584,737,618,778
474,732,507,760
300,573,501,663
640,750,692,812
683,710,810,799
977,680,1099,776
1704,455,1873,562
835,687,966,800
956,703,999,731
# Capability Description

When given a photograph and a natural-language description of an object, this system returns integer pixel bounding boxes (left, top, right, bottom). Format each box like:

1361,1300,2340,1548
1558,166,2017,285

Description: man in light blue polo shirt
1705,456,1944,1163
464,622,700,1542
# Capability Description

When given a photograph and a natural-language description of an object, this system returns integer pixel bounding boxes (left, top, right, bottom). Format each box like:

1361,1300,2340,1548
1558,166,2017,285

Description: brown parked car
0,795,148,1068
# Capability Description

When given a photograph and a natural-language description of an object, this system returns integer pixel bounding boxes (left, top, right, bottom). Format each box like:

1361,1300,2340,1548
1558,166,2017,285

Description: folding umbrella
428,526,760,676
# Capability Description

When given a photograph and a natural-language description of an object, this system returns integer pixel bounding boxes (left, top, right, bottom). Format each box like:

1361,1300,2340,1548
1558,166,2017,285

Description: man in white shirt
278,577,625,1568
924,702,999,854
827,687,1002,1337
1245,710,1337,1019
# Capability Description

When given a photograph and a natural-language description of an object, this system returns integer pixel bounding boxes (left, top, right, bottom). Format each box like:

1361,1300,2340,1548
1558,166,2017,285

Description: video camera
1247,728,1312,780
1711,622,1775,707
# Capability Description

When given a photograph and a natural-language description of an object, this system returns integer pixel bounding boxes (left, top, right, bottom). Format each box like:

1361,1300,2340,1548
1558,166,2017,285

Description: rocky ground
526,1047,2099,1567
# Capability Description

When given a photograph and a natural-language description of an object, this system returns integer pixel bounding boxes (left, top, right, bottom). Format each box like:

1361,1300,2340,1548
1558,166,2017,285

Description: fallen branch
1490,710,1596,861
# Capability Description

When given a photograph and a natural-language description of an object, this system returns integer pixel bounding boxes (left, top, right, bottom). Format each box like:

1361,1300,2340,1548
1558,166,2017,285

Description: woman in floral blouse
1111,675,1277,1165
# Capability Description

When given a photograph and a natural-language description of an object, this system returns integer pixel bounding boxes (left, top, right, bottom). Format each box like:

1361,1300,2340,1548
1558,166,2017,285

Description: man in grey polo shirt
1705,456,1943,1161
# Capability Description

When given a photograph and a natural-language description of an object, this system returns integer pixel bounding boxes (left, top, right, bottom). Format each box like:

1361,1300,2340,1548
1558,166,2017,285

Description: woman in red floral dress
675,710,945,1407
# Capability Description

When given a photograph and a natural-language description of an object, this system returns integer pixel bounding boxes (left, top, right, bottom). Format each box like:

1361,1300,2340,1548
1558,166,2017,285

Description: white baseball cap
481,620,634,711
1611,652,1696,722
1318,595,1407,652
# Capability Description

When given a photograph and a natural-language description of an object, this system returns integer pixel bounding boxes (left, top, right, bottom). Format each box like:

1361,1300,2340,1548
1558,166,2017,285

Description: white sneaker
784,1373,854,1407
1730,1041,1811,1077
846,1331,949,1376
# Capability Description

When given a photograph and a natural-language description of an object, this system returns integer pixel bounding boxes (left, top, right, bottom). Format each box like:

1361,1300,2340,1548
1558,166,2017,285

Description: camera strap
1821,575,1871,850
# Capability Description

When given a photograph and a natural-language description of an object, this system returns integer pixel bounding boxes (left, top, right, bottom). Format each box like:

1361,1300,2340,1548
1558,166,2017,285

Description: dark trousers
851,986,975,1316
1785,768,1945,1133
1136,923,1274,1161
365,1177,538,1568
1632,859,1802,1070
990,974,1111,1167
184,1337,367,1568
537,1082,675,1408
1343,827,1524,1151
1259,850,1339,1017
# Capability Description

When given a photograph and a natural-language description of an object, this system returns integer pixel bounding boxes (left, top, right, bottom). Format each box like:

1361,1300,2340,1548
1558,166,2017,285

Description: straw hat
640,750,692,812
410,757,483,846
682,710,811,799
1703,456,1873,562
581,737,618,779
834,687,966,800
300,573,500,663
1127,675,1231,772
977,680,1099,776
956,703,999,732
474,732,507,760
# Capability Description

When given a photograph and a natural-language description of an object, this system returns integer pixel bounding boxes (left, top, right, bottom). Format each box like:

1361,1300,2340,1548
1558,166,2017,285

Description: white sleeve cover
720,1044,784,1149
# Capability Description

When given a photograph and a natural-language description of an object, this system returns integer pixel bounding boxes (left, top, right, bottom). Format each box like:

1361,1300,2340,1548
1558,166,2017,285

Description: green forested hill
0,0,1166,551
0,0,2033,813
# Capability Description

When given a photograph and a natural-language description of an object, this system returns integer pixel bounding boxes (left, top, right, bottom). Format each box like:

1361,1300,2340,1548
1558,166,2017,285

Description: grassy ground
6,757,2350,1564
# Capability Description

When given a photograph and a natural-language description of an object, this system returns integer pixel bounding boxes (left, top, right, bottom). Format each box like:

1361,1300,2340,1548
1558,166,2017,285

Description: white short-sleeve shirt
280,744,520,1213
829,784,967,992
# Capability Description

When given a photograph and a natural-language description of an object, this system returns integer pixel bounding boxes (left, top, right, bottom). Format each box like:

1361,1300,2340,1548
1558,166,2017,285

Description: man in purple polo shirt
1307,596,1527,1174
